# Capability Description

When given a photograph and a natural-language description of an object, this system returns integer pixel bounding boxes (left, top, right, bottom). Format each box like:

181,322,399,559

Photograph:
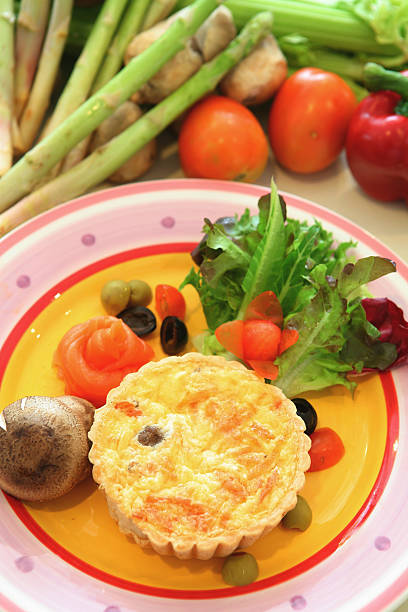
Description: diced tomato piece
278,328,299,354
215,320,244,360
308,427,345,471
247,360,279,380
242,319,281,361
155,284,186,320
244,291,283,325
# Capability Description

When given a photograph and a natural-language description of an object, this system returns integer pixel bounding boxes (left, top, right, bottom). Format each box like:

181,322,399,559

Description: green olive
222,552,259,586
281,495,312,531
128,279,152,307
101,279,130,315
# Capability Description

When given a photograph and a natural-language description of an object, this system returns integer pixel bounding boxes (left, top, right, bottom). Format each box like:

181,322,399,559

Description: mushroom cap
0,395,95,502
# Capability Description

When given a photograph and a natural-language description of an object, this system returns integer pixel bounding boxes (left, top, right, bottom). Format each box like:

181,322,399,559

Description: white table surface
142,129,408,267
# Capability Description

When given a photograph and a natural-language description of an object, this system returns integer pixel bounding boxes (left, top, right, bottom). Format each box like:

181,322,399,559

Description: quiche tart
88,353,311,560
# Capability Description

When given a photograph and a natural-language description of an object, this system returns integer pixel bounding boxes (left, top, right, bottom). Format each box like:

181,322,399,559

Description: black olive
117,305,156,336
191,216,236,265
292,398,318,436
160,316,188,355
137,425,164,447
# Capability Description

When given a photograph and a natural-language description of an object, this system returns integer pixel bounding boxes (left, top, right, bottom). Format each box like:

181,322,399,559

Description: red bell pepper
346,63,408,205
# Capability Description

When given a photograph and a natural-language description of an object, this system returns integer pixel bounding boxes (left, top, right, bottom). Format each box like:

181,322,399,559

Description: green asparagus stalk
40,0,129,141
0,1,14,176
61,0,151,173
19,0,74,152
92,0,151,92
14,0,51,119
142,0,178,30
0,0,222,210
0,11,273,236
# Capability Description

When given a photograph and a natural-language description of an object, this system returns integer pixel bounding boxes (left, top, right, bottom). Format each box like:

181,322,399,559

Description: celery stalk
175,0,401,57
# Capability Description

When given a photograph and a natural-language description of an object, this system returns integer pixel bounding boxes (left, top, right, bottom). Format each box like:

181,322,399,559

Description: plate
0,179,407,612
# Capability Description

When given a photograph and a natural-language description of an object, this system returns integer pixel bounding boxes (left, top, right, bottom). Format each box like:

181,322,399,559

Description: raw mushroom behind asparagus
125,6,237,105
220,33,288,105
89,101,157,183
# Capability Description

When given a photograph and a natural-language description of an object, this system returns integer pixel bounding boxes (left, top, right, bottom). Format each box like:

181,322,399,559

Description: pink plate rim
0,178,407,612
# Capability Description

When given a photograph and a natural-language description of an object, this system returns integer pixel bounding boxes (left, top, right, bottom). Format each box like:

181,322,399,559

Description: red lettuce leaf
362,298,408,367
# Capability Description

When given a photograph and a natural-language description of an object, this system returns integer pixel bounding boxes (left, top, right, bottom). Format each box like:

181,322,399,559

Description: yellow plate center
0,252,388,593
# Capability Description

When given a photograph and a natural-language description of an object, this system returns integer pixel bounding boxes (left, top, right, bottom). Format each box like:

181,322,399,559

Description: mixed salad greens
181,179,403,398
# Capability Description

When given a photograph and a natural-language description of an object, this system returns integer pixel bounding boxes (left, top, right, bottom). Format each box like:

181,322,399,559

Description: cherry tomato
155,284,186,320
243,320,281,361
308,427,345,472
215,320,244,360
268,68,357,173
178,95,269,183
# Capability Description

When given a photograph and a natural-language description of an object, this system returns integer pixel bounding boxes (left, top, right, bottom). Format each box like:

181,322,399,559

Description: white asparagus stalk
0,11,273,236
41,0,129,141
14,0,51,118
0,1,14,175
39,0,128,181
19,0,74,152
61,0,151,173
142,0,178,30
11,116,23,156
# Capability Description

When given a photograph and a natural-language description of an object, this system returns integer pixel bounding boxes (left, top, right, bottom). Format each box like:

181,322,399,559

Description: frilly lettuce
181,179,398,397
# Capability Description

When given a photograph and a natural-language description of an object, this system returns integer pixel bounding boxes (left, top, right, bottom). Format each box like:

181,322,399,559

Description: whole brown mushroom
0,395,95,502
89,101,157,183
220,34,288,106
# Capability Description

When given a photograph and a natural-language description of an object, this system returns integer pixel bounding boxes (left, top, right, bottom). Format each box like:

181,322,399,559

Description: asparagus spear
0,0,221,210
92,0,151,92
142,0,178,30
0,11,273,236
62,0,151,173
19,0,74,152
40,0,129,141
0,1,14,176
14,0,51,119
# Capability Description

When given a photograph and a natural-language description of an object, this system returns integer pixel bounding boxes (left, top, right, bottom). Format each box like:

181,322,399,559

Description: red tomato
242,320,281,361
308,427,345,472
178,95,269,183
268,68,357,173
278,328,299,354
215,320,245,360
244,290,283,325
155,284,186,320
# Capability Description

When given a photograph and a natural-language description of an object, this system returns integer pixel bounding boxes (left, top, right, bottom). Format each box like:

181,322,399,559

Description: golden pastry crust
89,353,311,559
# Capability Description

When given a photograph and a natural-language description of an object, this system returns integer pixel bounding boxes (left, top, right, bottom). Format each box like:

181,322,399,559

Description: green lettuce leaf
274,257,397,397
181,179,355,332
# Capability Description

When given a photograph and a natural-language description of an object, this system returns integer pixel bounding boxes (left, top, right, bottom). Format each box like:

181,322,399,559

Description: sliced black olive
117,305,156,337
160,316,188,355
137,425,164,447
292,398,318,436
191,216,236,265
